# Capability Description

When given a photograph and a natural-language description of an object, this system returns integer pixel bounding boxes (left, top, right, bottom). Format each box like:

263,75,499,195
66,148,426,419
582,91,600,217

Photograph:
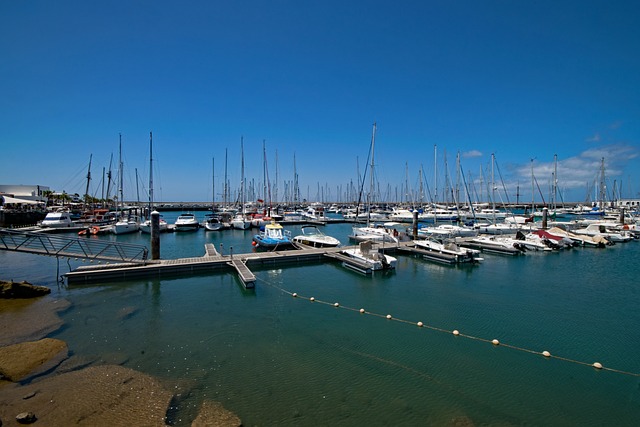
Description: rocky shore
0,280,242,426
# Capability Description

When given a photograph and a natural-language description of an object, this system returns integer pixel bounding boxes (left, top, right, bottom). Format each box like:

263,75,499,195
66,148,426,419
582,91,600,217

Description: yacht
292,225,340,248
174,213,200,231
40,211,74,228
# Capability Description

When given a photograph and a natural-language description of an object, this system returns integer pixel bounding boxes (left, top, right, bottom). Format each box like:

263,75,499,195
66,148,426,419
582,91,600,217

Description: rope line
256,275,640,378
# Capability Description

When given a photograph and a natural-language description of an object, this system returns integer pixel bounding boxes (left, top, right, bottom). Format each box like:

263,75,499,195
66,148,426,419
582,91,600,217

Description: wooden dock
63,242,404,286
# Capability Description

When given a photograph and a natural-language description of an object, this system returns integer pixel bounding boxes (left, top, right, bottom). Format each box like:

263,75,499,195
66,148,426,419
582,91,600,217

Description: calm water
2,212,640,426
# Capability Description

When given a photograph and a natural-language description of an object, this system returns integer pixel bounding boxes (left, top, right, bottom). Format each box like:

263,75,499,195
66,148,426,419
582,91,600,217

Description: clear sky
1,0,639,205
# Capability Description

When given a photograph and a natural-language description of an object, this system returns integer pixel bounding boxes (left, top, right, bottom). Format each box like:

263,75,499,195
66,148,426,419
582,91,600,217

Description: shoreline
0,290,241,426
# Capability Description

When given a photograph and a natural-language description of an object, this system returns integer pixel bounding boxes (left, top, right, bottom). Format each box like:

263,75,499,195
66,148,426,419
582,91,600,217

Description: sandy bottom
0,296,241,426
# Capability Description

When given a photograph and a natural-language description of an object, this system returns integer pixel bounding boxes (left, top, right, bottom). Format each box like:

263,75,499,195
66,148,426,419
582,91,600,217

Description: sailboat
140,132,168,233
350,123,399,244
112,134,140,235
231,137,252,230
204,157,229,231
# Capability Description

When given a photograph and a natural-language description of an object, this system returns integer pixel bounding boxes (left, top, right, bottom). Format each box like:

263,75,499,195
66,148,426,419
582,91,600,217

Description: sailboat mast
240,136,245,214
149,131,153,212
224,148,228,208
434,144,438,206
368,122,376,226
118,133,123,215
84,154,92,206
212,157,215,211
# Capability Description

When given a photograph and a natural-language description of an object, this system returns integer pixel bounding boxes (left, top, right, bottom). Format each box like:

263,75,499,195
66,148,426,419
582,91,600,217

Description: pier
62,242,404,286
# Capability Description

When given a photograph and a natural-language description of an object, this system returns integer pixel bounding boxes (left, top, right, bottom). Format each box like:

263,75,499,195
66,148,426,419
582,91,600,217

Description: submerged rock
0,338,68,382
0,281,50,299
191,400,242,427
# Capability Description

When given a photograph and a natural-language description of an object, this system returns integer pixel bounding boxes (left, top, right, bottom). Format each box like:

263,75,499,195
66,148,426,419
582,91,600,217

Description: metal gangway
0,228,148,264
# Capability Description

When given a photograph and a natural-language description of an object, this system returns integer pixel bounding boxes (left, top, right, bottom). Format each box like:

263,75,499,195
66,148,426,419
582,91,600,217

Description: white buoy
453,330,460,336
292,293,297,298
492,339,500,346
593,362,603,369
386,314,392,319
417,321,423,327
334,302,339,307
359,308,365,314
310,297,315,302
542,351,551,358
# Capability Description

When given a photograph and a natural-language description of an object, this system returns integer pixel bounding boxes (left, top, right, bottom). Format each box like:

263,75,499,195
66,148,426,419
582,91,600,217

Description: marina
1,208,640,426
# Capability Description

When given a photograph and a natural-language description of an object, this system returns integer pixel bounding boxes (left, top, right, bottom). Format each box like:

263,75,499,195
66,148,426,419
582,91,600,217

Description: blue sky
1,1,639,204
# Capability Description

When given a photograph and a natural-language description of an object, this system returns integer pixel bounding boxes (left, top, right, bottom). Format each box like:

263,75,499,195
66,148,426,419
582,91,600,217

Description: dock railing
0,228,148,264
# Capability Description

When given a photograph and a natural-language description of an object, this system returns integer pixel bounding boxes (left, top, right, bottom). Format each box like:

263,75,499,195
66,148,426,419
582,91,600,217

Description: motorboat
573,222,633,243
39,211,74,228
350,223,399,244
203,214,227,231
174,213,200,231
413,238,482,263
340,241,397,273
231,214,251,230
292,225,340,248
252,221,294,250
417,223,477,239
546,226,610,247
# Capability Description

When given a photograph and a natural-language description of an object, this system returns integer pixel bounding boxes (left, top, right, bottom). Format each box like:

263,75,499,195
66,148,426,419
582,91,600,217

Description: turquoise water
2,213,640,425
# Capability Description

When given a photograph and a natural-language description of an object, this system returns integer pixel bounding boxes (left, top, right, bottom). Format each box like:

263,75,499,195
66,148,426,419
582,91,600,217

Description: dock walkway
64,242,404,285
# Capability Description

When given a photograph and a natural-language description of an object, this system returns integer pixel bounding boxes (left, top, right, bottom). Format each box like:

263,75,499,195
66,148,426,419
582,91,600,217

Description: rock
191,400,242,427
0,281,50,299
0,298,70,347
15,411,37,424
0,338,68,382
0,365,173,426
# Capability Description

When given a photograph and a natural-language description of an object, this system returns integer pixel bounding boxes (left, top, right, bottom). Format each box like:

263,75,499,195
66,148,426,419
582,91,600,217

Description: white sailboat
232,137,251,230
351,123,399,244
140,131,167,233
112,134,140,235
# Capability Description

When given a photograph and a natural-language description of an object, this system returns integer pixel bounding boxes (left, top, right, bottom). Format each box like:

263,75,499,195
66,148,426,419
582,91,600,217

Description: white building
0,184,50,202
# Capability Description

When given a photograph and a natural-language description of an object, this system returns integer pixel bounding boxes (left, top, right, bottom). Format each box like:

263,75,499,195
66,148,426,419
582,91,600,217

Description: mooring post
542,207,548,229
620,208,625,225
230,246,233,259
220,243,224,256
412,210,419,240
151,210,160,260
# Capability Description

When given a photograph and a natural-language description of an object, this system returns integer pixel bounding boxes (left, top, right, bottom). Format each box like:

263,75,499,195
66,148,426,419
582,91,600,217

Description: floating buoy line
260,276,640,378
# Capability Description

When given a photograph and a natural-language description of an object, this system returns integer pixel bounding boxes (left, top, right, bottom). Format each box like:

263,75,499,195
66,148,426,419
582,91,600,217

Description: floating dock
63,242,404,286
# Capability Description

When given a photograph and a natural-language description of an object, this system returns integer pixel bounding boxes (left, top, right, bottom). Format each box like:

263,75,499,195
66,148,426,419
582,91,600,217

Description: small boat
39,211,74,228
203,213,230,231
252,221,294,250
139,216,168,233
231,213,251,230
112,216,140,235
340,241,397,273
413,238,482,263
174,213,200,231
350,223,399,244
292,225,341,248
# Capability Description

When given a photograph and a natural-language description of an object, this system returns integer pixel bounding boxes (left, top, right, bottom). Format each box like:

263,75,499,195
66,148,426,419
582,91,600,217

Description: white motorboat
292,225,341,248
40,211,74,228
351,223,399,244
174,213,200,231
341,241,397,273
231,214,251,230
573,222,632,243
413,238,482,263
203,214,230,231
417,223,477,239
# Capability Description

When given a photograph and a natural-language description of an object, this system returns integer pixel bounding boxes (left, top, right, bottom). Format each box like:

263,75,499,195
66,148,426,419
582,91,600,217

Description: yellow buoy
386,314,392,319
492,339,500,346
417,321,424,327
542,351,551,358
453,330,460,336
359,308,365,314
593,362,603,369
292,293,298,298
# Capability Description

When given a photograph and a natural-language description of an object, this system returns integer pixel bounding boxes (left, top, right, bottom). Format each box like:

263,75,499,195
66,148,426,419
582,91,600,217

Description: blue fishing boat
252,221,294,249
